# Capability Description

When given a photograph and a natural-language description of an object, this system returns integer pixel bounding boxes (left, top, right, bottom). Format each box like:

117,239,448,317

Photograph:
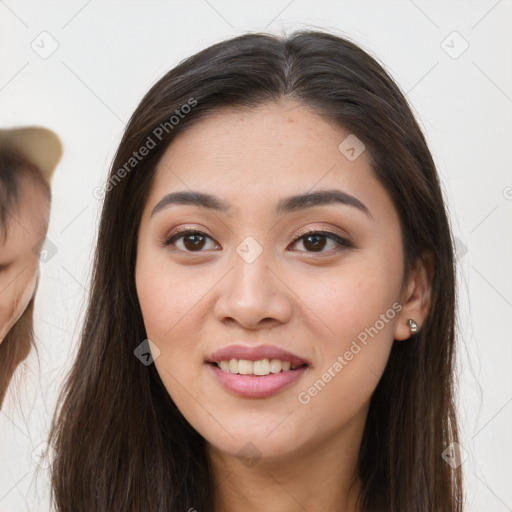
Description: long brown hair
49,30,463,511
0,148,49,407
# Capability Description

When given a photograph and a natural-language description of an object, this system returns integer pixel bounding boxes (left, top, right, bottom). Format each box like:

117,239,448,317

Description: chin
201,423,302,463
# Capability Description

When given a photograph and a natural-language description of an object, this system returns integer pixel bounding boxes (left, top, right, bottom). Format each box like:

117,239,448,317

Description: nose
213,249,292,330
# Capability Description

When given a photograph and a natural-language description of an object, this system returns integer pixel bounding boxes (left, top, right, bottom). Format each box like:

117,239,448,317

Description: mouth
205,344,311,397
208,358,309,376
206,357,310,398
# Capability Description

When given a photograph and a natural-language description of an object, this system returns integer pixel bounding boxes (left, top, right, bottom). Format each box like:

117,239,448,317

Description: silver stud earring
407,319,418,334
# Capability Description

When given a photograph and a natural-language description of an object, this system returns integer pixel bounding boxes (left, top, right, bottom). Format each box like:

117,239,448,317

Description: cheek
136,258,214,426
135,253,210,358
15,269,38,313
0,268,37,331
136,273,170,336
294,259,402,408
303,259,401,343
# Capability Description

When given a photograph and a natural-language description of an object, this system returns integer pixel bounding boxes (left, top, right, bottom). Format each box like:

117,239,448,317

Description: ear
394,251,434,341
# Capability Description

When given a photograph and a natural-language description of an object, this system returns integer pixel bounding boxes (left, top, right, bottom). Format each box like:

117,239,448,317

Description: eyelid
290,228,354,252
161,226,218,247
292,224,351,242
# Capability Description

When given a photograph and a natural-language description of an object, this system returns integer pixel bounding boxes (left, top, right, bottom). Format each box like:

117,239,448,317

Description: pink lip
207,363,309,398
206,343,310,366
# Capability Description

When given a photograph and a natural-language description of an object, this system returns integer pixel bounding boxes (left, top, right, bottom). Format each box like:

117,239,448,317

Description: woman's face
0,176,49,343
135,100,423,463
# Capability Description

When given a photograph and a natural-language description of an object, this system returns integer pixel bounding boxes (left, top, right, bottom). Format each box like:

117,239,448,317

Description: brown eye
164,229,218,252
182,233,206,251
300,233,328,252
290,231,353,253
162,228,353,254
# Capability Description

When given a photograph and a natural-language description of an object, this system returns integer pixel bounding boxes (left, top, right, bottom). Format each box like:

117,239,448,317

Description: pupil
305,234,326,251
185,234,205,250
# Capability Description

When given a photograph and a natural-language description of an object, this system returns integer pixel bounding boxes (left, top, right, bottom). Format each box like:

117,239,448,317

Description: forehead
145,100,395,221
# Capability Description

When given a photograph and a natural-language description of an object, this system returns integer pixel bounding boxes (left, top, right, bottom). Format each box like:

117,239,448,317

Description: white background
0,1,511,510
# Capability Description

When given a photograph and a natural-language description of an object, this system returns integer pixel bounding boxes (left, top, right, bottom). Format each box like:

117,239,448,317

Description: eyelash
161,227,353,254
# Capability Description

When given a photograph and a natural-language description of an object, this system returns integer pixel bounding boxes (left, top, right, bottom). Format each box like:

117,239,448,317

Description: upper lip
206,344,310,366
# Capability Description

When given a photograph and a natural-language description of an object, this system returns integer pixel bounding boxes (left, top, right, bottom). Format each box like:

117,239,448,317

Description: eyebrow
151,189,373,219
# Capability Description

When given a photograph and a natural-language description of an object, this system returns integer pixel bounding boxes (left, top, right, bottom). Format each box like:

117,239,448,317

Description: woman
49,30,463,511
0,127,61,407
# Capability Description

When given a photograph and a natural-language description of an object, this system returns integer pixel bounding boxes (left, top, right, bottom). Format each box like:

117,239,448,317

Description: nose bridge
214,233,291,327
231,234,274,300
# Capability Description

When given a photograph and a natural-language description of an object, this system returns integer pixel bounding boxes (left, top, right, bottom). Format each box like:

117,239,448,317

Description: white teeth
253,359,270,375
269,359,283,373
216,358,303,376
219,360,230,372
229,358,238,373
238,359,253,375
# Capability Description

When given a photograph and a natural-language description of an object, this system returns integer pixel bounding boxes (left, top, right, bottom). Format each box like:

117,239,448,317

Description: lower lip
207,363,308,398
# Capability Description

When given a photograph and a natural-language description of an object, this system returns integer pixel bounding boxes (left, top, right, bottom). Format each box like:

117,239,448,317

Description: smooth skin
135,100,432,512
0,175,49,344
